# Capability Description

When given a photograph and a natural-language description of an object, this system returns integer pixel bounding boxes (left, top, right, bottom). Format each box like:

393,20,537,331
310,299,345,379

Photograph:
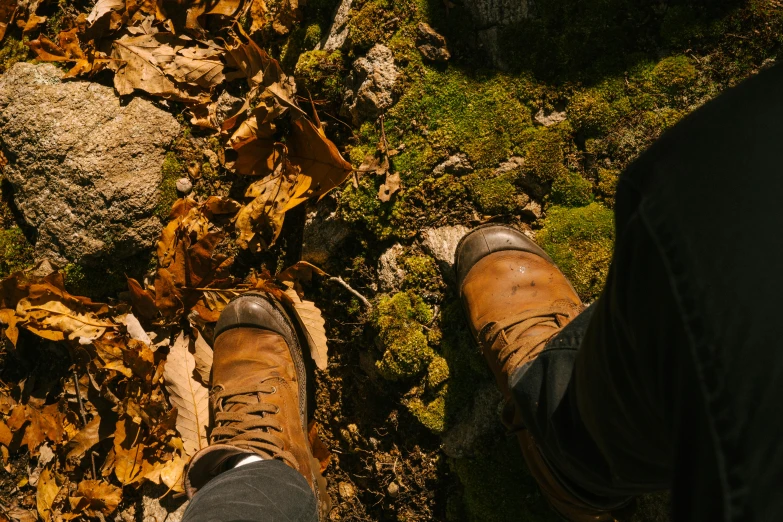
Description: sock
232,455,264,469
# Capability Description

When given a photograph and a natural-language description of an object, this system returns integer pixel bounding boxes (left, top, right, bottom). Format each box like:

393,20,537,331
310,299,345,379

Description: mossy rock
406,392,446,433
467,172,520,216
651,55,698,95
568,89,615,137
537,203,614,302
522,126,571,185
550,171,593,207
374,291,435,380
402,255,444,295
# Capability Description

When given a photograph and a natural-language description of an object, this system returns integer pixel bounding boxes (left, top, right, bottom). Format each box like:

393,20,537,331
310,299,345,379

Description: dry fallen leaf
163,332,209,456
70,480,122,517
36,467,62,522
0,0,16,43
378,172,402,202
144,452,186,493
113,417,145,485
191,330,213,385
283,289,328,371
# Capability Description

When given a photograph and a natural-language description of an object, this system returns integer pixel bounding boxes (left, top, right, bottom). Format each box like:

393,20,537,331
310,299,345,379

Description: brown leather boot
455,225,624,522
184,292,328,516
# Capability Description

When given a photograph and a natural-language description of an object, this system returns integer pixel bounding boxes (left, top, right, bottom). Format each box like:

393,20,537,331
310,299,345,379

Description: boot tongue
212,328,298,393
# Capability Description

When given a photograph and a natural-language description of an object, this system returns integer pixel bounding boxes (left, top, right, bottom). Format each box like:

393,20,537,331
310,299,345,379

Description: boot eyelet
270,386,277,394
274,405,280,414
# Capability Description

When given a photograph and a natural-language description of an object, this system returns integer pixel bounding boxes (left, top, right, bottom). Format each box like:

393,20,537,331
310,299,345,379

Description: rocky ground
0,0,782,521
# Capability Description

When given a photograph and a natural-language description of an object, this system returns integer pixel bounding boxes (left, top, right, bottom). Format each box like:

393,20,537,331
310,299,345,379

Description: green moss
385,68,535,177
0,37,31,74
568,90,614,136
550,171,593,207
293,50,344,102
522,126,571,185
426,355,449,389
157,152,182,220
374,291,435,380
596,168,620,206
402,255,443,294
467,172,519,216
0,228,34,277
537,203,615,302
347,0,391,52
406,393,446,433
651,55,698,95
303,23,323,48
451,436,554,522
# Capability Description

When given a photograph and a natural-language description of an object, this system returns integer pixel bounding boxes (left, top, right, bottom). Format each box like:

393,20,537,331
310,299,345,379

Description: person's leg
181,459,318,522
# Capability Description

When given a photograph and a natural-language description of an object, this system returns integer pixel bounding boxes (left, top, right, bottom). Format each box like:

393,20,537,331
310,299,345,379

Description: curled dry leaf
36,467,62,522
144,452,186,493
0,0,17,42
163,332,209,456
191,330,213,385
283,289,328,371
70,480,122,517
378,172,401,202
113,417,145,485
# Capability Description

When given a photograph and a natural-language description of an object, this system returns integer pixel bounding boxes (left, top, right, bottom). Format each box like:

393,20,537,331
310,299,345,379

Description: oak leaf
163,332,209,456
144,452,186,492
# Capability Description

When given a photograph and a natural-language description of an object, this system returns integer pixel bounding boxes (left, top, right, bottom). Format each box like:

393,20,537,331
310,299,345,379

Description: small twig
72,370,87,426
328,277,372,310
90,451,98,481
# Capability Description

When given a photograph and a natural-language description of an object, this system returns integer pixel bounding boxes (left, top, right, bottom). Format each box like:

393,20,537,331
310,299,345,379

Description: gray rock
421,227,464,266
495,156,525,175
466,0,531,69
432,153,473,176
377,243,406,292
302,198,351,267
416,22,451,62
420,225,470,282
215,90,245,125
318,0,353,51
0,63,180,265
442,383,503,458
342,45,399,126
534,107,567,127
140,483,188,522
176,178,193,194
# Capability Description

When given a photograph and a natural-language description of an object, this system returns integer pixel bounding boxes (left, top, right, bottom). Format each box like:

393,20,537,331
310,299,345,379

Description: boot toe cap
215,293,292,339
455,225,552,293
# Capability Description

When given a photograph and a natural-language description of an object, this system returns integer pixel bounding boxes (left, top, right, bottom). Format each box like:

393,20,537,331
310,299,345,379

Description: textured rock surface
432,153,473,176
302,198,351,267
377,243,406,292
465,0,531,68
420,225,470,281
342,44,399,126
416,22,451,62
0,63,180,265
319,0,353,51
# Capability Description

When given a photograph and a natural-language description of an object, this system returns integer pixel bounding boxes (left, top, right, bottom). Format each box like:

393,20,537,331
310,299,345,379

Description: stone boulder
0,62,180,265
341,44,399,126
465,0,532,69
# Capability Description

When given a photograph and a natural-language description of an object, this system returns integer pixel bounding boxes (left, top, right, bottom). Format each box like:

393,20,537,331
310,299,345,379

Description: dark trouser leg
181,460,318,522
510,204,700,506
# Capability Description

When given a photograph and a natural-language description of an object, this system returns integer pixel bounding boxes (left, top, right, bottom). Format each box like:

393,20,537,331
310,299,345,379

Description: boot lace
210,383,298,470
480,301,580,376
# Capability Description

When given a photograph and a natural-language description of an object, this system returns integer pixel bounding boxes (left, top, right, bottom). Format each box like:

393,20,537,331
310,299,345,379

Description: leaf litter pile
0,0,355,519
